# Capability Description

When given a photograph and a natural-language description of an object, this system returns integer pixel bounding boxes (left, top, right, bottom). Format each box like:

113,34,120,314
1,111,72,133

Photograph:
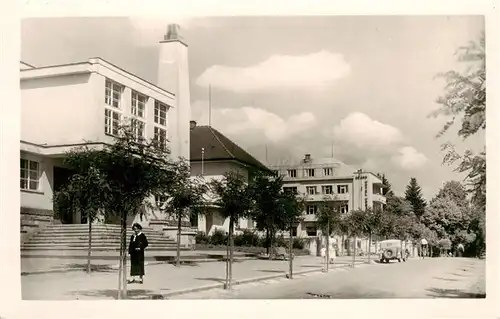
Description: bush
274,234,287,248
234,229,260,247
195,231,210,244
210,229,228,246
293,238,306,250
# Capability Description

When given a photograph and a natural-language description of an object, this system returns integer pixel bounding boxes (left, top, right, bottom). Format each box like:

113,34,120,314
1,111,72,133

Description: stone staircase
21,224,182,252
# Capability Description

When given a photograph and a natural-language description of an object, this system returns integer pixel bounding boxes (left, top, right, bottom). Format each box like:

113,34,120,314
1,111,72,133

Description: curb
21,257,257,276
132,261,368,299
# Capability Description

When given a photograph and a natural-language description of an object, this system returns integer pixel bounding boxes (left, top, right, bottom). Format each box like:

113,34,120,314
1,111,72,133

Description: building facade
271,154,386,255
20,25,190,235
189,124,271,236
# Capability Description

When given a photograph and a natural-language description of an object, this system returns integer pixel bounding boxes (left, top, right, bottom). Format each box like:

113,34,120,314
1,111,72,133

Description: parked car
378,239,407,263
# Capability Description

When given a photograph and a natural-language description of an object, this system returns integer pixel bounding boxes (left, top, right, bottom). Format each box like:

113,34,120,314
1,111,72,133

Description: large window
105,80,123,108
337,185,349,194
340,205,349,214
287,169,297,178
306,226,317,237
305,168,315,177
154,100,168,126
322,185,333,195
283,186,298,194
131,91,147,118
323,167,333,176
306,205,317,215
20,158,40,191
306,186,317,195
104,109,121,135
154,126,167,149
131,118,145,141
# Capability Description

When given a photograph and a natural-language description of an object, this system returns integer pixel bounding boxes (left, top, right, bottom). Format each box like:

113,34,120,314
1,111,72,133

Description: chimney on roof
304,154,311,163
190,120,197,130
164,24,182,41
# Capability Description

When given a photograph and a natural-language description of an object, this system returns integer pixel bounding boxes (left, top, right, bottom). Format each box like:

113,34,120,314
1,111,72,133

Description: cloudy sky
21,16,485,200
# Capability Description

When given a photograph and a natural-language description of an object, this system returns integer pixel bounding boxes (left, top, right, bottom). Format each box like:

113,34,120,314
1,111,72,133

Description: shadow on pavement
194,277,226,283
257,269,285,273
71,289,160,300
300,265,322,268
433,277,460,282
63,264,116,273
426,288,485,298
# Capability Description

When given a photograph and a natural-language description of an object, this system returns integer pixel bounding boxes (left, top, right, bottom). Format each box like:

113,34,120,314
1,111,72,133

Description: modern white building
271,154,386,256
20,24,191,239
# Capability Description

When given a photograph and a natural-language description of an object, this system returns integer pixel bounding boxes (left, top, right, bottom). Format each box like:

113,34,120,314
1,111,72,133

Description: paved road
172,258,485,299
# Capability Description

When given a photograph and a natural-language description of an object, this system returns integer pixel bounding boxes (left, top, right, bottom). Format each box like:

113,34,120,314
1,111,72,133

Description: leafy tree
429,34,486,225
317,195,344,271
59,126,177,299
277,190,305,279
156,159,208,267
53,162,109,274
210,171,253,289
404,178,427,219
386,195,413,217
248,172,286,256
341,209,369,267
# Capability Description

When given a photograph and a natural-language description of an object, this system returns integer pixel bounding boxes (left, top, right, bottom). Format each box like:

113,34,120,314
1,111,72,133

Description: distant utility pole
201,148,205,176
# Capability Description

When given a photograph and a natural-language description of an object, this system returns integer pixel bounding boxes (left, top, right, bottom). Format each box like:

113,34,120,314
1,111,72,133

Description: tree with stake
342,209,367,267
278,190,305,279
53,158,109,274
62,126,176,299
248,171,286,258
317,195,343,272
210,171,253,289
157,159,208,267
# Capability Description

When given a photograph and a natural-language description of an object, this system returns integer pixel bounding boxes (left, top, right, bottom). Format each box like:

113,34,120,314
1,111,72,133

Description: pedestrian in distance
128,223,149,284
329,243,337,265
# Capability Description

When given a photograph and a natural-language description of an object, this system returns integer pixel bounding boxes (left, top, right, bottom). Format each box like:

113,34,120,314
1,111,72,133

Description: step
26,240,176,245
21,244,178,249
31,232,169,237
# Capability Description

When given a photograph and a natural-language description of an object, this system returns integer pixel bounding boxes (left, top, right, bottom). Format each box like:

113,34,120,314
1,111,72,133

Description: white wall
158,39,191,162
20,152,54,211
21,74,97,145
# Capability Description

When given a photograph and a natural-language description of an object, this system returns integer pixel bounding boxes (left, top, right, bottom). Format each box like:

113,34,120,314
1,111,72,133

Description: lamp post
201,148,205,176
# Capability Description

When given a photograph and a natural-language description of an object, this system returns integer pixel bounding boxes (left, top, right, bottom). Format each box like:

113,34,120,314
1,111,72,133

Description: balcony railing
373,194,386,204
304,193,350,202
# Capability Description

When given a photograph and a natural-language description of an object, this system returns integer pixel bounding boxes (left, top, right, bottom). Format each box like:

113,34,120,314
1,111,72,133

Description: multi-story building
271,153,386,255
20,24,190,238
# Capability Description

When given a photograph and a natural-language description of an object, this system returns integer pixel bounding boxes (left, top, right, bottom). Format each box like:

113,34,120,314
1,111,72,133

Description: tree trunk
87,218,92,274
269,229,274,259
352,236,357,267
367,233,372,264
225,217,234,289
120,211,128,299
325,223,330,272
176,211,182,267
265,229,270,255
225,229,229,289
288,224,293,279
341,234,344,256
118,233,123,299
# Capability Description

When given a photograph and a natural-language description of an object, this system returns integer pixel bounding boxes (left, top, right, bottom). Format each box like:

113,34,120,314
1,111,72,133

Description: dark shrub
274,234,287,247
234,229,260,247
195,231,210,244
293,238,306,250
210,229,228,246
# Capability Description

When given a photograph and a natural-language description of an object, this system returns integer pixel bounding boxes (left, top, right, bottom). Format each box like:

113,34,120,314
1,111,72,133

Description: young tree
210,171,253,289
157,159,208,267
278,190,305,279
341,209,368,267
53,161,109,274
317,195,344,271
404,178,427,219
248,172,286,257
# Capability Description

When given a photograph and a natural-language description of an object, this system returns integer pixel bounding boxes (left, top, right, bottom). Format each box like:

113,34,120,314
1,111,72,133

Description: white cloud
196,50,351,92
330,112,404,150
191,101,316,143
392,146,428,170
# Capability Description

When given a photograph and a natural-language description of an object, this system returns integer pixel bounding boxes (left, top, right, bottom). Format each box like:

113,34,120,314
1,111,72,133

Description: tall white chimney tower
157,24,191,162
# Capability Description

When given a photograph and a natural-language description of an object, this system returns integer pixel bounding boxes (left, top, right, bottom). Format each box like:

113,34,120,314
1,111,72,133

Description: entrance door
53,166,83,224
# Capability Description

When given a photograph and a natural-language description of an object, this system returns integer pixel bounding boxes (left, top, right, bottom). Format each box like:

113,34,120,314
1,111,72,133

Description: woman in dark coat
128,223,148,284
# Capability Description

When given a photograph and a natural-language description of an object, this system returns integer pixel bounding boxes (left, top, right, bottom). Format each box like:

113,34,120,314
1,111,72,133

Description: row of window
104,79,169,147
285,167,334,178
305,204,349,215
283,185,349,196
